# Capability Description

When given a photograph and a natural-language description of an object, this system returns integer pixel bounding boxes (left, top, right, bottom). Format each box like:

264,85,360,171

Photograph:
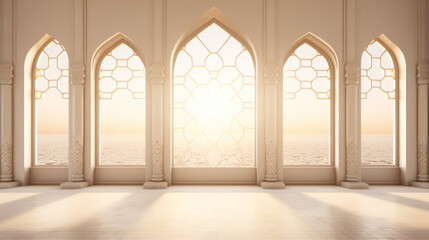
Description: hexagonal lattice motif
283,43,331,100
361,40,396,100
34,39,69,99
99,43,145,99
173,23,255,167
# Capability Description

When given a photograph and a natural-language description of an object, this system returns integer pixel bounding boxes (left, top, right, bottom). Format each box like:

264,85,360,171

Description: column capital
345,64,360,85
264,64,279,85
0,64,13,85
151,63,165,85
417,63,429,85
70,63,85,85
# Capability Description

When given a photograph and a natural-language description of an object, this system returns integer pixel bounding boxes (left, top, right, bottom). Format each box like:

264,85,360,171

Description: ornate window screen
361,40,396,100
34,38,69,166
98,43,146,166
283,43,331,100
283,43,331,165
99,43,145,100
35,39,69,99
173,23,255,167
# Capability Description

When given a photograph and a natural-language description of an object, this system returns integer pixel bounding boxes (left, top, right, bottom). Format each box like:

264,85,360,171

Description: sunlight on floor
0,186,428,239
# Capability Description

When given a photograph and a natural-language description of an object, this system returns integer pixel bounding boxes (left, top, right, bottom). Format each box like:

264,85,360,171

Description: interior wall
3,0,425,186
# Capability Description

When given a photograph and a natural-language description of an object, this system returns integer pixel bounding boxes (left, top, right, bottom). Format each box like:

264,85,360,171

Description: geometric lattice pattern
361,40,396,99
173,23,255,167
99,43,145,99
282,42,331,166
35,39,69,99
283,43,331,100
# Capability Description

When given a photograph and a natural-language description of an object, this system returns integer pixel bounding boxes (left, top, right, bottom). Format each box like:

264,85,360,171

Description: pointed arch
25,34,70,166
91,32,147,74
171,8,257,71
171,16,256,167
360,34,405,166
92,33,147,166
282,32,337,166
282,32,338,71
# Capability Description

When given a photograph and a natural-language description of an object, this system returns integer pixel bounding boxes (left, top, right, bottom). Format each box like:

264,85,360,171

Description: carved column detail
150,63,165,182
345,64,360,182
0,64,14,182
264,64,280,183
70,63,85,182
417,64,429,182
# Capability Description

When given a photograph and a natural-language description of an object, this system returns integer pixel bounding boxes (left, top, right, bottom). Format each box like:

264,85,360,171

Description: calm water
37,134,393,166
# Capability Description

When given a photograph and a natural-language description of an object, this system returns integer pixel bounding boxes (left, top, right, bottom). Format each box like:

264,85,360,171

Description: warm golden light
173,23,255,167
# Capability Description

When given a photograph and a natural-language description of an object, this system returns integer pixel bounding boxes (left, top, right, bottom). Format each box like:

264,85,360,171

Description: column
144,0,167,189
61,0,88,189
0,64,19,189
412,64,429,188
340,0,368,189
411,0,429,189
0,0,18,189
260,0,284,189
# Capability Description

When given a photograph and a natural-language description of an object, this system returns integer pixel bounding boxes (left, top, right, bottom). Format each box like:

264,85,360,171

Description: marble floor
0,185,428,240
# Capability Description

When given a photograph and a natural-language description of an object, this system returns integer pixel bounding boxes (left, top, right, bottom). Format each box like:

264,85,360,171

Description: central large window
173,22,255,167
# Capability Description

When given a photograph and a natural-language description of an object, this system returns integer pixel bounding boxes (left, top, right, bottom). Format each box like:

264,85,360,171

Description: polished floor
0,185,428,240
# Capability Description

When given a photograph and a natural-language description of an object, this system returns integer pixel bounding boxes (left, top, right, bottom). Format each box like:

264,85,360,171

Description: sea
36,134,393,166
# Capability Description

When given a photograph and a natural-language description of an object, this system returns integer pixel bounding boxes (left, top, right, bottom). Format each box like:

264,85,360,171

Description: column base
261,181,285,189
143,181,168,189
60,181,89,189
340,181,369,189
0,181,19,189
411,181,429,189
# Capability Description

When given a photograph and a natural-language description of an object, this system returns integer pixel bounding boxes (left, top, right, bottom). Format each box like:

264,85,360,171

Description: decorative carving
265,140,277,181
345,64,360,86
417,64,429,85
152,140,164,181
71,140,84,182
0,142,13,182
70,63,85,85
264,64,279,85
0,64,13,85
151,63,165,85
345,141,358,182
417,142,429,182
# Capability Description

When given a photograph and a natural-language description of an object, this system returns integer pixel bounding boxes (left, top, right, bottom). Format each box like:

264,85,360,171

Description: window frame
31,37,69,167
360,38,399,167
171,19,258,169
95,39,147,167
281,39,336,167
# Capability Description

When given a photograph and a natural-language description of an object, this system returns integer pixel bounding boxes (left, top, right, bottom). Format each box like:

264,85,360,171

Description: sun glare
173,23,255,167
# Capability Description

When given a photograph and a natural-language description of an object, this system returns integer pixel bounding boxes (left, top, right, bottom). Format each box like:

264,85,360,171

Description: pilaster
411,0,429,189
61,0,88,189
0,64,18,188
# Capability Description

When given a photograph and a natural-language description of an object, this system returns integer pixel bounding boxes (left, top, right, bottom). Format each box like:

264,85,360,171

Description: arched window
283,42,333,165
97,43,146,165
173,22,255,167
33,38,69,166
361,39,397,165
